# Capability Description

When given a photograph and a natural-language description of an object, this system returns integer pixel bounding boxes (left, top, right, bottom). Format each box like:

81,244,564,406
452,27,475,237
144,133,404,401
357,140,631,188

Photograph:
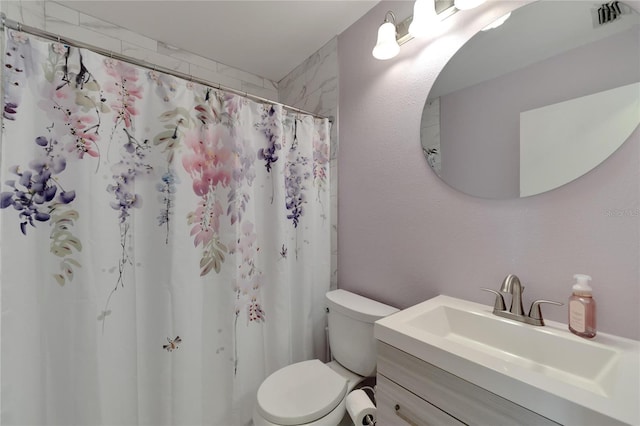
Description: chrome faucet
481,274,563,326
500,274,524,316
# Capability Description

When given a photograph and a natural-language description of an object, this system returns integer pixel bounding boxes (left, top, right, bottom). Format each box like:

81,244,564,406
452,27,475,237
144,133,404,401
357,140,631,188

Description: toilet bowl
252,290,398,426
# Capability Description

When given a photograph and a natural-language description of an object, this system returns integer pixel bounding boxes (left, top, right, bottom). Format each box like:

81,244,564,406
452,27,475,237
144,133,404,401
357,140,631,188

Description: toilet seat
256,359,348,425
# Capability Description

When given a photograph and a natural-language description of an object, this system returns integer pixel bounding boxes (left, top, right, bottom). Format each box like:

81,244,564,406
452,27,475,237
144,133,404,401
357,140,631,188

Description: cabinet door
377,342,560,426
376,374,464,426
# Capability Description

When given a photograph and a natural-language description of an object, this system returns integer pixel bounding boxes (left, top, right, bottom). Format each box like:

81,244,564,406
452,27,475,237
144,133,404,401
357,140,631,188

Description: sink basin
375,295,640,425
407,304,619,396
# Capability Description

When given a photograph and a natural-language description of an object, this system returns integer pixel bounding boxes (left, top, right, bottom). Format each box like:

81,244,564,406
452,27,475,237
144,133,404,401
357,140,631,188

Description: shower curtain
0,30,330,425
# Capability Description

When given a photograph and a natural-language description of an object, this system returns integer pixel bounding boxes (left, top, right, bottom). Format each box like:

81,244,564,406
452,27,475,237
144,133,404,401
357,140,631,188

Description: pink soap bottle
568,274,596,338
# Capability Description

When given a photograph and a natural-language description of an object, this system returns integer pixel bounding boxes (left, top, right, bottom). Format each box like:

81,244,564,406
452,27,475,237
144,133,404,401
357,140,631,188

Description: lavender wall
440,27,640,198
337,0,640,339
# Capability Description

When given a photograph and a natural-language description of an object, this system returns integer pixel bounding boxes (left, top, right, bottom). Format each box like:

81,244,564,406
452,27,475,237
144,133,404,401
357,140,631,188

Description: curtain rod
0,13,331,122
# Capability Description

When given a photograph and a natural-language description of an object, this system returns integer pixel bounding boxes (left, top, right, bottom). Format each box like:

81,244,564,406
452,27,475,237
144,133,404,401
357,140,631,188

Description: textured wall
337,0,640,339
0,1,278,101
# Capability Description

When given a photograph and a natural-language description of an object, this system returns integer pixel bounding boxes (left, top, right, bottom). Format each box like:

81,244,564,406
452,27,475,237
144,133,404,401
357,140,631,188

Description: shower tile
300,89,324,115
46,20,122,53
279,37,337,110
44,2,78,25
157,41,219,73
302,38,338,99
300,82,338,117
79,13,157,51
304,74,337,112
265,79,279,92
121,42,189,74
218,63,266,88
330,127,338,161
240,81,278,102
189,64,243,92
1,0,45,28
278,72,306,108
278,50,307,88
259,77,278,90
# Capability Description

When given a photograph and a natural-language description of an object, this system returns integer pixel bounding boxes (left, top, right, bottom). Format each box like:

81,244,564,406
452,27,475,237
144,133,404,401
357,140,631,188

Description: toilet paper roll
346,389,376,426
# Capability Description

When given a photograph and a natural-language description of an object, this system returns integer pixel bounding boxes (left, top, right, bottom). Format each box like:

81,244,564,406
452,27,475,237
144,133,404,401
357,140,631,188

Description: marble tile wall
0,0,279,101
421,98,441,176
278,38,339,289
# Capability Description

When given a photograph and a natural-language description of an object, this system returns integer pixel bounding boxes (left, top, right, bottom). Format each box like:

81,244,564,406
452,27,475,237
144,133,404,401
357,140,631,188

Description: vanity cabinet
376,342,560,425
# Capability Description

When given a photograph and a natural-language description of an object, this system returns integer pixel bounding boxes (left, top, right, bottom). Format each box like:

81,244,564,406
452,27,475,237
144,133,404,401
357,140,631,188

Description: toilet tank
326,290,398,377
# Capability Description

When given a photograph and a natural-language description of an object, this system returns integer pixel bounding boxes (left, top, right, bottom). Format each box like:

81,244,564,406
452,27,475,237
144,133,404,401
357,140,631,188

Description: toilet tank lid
326,289,399,323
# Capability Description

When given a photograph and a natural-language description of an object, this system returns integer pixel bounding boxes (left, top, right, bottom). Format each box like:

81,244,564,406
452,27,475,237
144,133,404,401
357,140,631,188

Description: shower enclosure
0,22,330,425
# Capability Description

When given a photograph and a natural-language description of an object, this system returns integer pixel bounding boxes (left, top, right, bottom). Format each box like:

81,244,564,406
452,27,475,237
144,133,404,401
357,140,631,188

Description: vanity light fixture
373,0,485,60
372,11,401,60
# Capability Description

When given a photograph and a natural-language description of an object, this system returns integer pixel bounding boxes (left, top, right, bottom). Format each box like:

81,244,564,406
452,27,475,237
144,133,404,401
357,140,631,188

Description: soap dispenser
568,274,596,338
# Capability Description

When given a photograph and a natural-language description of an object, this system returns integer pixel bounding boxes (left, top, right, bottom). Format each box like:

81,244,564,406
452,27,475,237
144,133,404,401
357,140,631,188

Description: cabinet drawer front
377,342,559,426
377,374,464,426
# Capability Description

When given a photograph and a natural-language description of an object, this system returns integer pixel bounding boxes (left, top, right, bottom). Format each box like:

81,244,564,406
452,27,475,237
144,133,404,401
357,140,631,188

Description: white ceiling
56,0,380,82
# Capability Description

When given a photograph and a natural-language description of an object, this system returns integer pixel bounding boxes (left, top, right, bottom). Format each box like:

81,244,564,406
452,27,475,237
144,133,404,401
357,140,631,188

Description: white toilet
253,289,398,426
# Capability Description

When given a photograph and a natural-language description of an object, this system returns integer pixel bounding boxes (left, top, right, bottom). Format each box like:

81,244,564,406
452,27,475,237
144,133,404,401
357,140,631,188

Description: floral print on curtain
0,30,330,426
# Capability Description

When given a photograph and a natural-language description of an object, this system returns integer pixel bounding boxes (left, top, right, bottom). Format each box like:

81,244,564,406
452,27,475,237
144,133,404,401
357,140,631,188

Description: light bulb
372,21,400,60
409,0,437,38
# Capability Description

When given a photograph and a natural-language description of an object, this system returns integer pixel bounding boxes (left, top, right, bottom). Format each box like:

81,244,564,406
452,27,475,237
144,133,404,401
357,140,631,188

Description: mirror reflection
421,1,640,199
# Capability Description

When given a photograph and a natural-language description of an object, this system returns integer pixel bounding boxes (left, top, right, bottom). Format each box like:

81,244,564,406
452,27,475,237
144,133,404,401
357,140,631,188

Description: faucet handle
480,288,507,311
528,300,563,325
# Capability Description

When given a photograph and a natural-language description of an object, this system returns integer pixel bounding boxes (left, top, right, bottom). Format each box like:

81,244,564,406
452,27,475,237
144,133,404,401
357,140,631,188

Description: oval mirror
421,1,640,199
